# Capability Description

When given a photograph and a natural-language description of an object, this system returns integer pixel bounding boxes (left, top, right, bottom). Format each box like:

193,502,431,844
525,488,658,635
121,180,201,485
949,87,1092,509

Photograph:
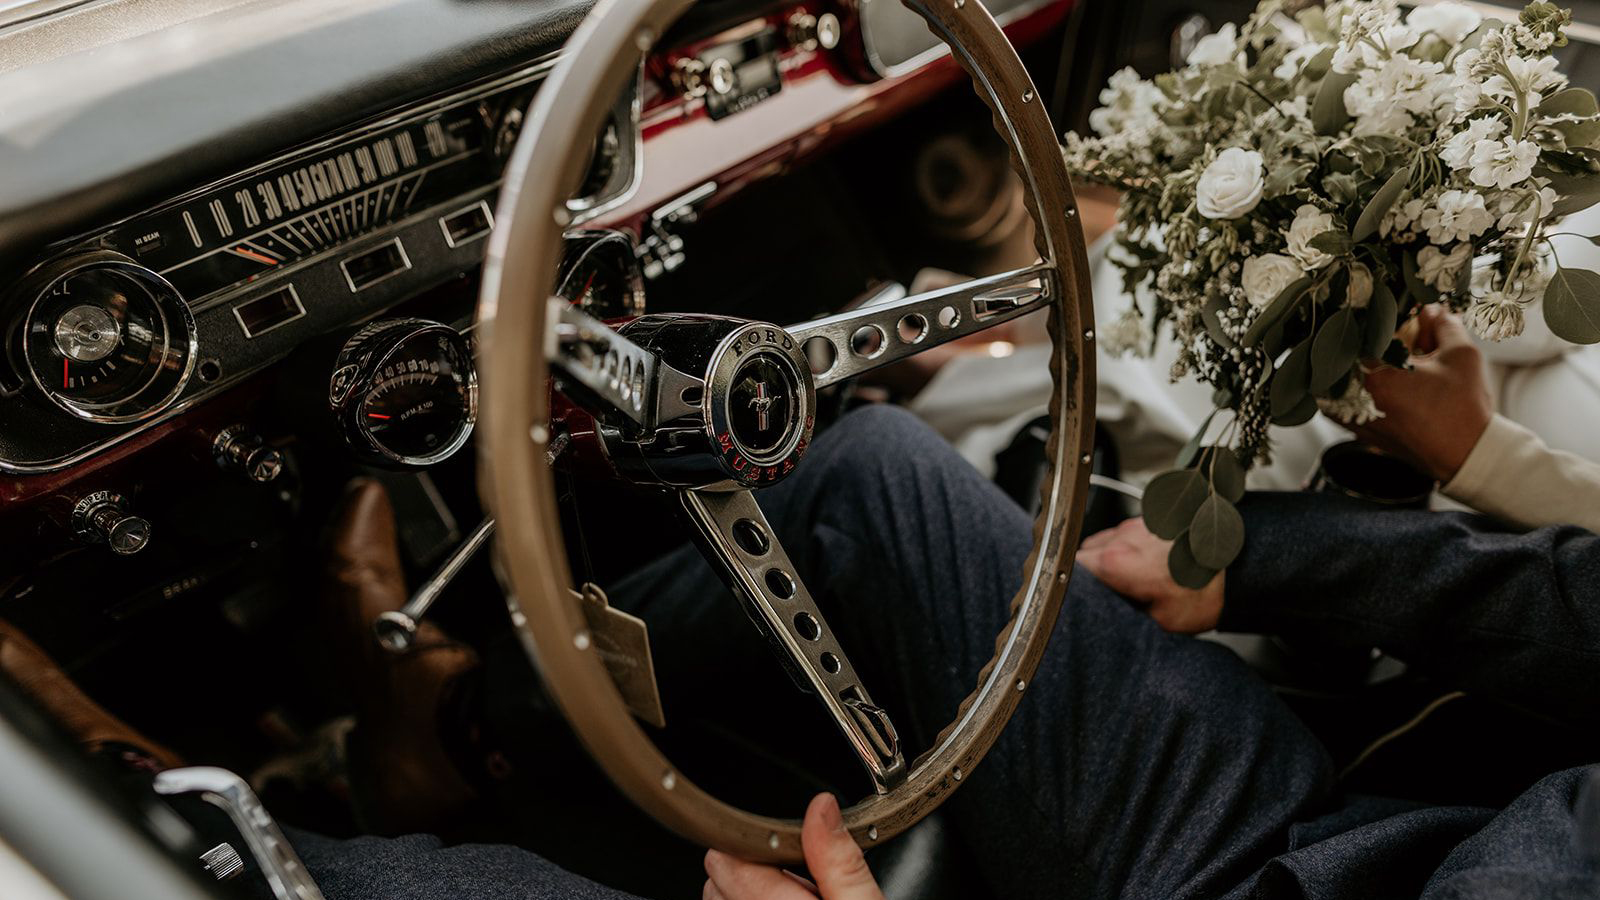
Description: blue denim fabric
291,406,1599,899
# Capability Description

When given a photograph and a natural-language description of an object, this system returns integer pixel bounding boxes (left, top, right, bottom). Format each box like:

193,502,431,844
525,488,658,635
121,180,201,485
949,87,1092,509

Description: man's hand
1076,518,1224,634
703,794,885,900
1346,305,1493,483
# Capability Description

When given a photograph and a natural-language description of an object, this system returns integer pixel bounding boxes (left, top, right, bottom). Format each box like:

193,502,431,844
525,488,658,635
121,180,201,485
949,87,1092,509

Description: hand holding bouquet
1064,0,1600,583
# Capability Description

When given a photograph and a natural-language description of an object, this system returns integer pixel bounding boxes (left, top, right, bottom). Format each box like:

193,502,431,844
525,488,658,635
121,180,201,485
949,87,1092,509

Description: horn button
706,324,814,486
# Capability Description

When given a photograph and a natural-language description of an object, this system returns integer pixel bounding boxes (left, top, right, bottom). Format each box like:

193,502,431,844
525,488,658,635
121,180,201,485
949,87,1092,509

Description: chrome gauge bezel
330,317,479,467
14,251,198,425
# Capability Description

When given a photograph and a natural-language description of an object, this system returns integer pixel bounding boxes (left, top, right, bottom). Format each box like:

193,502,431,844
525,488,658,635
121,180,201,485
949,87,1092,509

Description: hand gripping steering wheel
477,0,1095,862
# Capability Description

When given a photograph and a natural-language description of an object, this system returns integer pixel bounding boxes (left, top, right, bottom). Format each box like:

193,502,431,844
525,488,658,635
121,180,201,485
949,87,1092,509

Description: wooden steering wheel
476,0,1095,862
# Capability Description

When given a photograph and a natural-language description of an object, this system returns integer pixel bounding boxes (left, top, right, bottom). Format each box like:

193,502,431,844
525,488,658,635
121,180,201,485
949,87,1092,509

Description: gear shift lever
153,767,325,900
373,518,495,654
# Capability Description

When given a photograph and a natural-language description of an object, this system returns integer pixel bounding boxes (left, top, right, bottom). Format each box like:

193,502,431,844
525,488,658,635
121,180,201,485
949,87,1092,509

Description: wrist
1429,409,1492,483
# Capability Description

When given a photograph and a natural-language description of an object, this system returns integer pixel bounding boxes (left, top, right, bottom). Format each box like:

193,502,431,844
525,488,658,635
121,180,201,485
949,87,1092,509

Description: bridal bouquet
1064,0,1600,584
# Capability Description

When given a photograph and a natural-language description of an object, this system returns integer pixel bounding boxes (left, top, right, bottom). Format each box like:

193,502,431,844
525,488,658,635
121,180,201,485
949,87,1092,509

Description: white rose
1286,204,1338,269
1187,23,1239,67
1347,263,1374,309
1196,147,1266,220
1407,2,1482,43
1241,254,1304,308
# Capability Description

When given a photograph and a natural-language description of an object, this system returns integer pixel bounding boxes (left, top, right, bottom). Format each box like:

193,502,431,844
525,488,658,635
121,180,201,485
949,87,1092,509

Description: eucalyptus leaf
1265,161,1316,197
1270,338,1313,418
1273,391,1319,426
1544,87,1600,118
1310,307,1362,394
1312,71,1357,135
1363,281,1399,359
1243,277,1312,347
1198,447,1248,503
1202,295,1236,348
1168,531,1222,590
1555,118,1600,151
1353,165,1411,241
1548,174,1600,216
1189,494,1246,570
1544,266,1600,344
1142,469,1211,541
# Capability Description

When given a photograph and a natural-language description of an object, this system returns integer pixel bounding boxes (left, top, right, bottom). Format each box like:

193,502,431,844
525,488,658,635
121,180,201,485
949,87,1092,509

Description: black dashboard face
111,106,496,304
0,55,644,473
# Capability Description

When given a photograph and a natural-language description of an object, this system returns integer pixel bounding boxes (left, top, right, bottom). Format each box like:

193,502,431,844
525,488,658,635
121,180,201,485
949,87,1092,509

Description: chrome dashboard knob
72,490,151,556
213,424,285,483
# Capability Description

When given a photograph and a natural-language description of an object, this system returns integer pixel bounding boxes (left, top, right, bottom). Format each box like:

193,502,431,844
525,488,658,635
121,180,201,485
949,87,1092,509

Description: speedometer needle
63,358,69,388
367,413,391,420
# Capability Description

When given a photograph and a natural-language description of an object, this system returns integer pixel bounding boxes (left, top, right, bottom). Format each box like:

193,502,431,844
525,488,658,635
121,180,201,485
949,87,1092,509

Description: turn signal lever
373,518,495,654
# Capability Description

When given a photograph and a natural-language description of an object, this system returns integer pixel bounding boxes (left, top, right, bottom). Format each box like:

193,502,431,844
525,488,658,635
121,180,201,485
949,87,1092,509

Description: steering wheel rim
477,0,1095,862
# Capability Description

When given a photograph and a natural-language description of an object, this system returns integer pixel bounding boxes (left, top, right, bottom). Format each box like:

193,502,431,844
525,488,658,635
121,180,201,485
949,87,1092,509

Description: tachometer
329,318,477,466
8,251,197,424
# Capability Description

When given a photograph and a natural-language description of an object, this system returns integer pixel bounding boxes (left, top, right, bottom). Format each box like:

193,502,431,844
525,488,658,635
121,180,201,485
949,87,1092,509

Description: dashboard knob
789,12,841,52
213,425,285,483
72,490,151,556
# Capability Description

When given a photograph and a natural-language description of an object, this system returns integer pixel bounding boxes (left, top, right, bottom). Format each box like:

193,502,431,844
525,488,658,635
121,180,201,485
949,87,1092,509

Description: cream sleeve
1441,414,1600,534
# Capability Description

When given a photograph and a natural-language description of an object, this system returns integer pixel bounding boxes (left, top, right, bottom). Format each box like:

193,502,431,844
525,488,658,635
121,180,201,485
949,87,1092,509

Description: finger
1075,545,1105,575
1079,529,1117,551
801,794,884,899
704,880,730,900
705,850,817,900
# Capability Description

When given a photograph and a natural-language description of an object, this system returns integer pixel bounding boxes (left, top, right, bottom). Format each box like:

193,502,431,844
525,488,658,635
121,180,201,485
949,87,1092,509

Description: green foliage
1167,533,1220,590
1143,469,1211,540
1189,494,1246,569
1312,71,1357,135
1310,307,1362,394
1544,267,1600,344
1352,166,1411,241
1363,282,1399,360
1242,277,1311,347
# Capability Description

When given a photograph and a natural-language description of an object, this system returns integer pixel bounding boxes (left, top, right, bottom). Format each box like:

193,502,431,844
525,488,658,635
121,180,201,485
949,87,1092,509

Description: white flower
1347,263,1374,308
1331,44,1365,75
1465,292,1527,340
1286,204,1338,269
1089,67,1165,138
1274,42,1328,81
1417,242,1473,290
1407,2,1482,43
1101,307,1151,356
1196,148,1265,219
1495,185,1558,230
1187,23,1240,67
1440,117,1506,169
1382,197,1428,238
1241,253,1303,308
1317,381,1385,425
1419,190,1494,243
1467,138,1540,189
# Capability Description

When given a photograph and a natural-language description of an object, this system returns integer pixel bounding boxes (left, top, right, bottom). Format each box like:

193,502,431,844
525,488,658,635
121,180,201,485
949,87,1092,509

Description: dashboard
0,0,1068,548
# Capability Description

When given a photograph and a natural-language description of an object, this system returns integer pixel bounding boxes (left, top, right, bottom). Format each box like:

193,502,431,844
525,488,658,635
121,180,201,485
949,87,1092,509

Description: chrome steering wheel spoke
679,487,908,793
788,262,1056,389
547,298,702,430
